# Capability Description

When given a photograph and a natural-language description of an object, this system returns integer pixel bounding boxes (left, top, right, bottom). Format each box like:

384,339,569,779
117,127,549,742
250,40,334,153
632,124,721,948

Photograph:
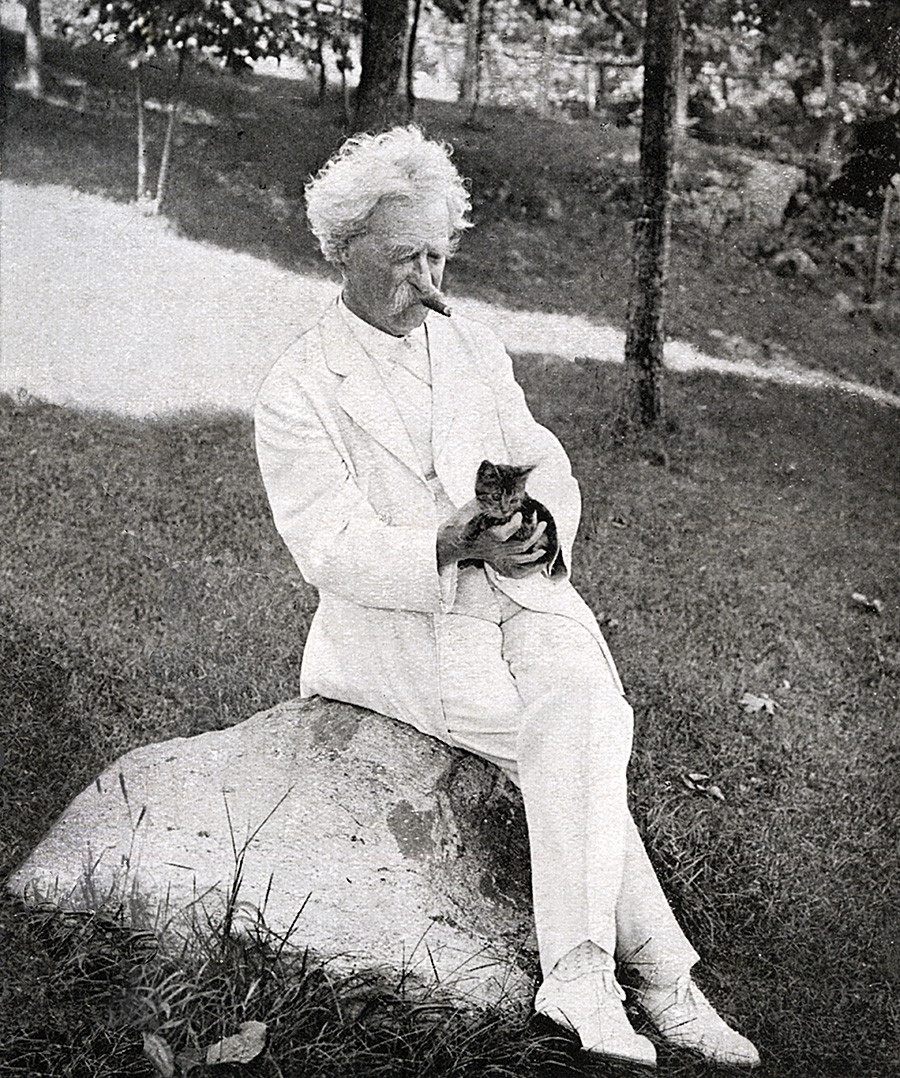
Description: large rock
738,156,806,229
6,698,537,1009
683,154,805,235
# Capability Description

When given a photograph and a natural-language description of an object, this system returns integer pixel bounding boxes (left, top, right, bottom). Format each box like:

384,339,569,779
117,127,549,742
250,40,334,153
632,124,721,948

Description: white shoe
536,966,657,1067
635,974,760,1067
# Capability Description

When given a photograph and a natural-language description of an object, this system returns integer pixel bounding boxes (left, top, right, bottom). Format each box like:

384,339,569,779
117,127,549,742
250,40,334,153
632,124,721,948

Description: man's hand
437,500,548,579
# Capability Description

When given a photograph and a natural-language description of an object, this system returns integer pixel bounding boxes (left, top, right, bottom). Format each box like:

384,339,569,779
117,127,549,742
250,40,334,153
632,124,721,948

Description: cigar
418,290,452,317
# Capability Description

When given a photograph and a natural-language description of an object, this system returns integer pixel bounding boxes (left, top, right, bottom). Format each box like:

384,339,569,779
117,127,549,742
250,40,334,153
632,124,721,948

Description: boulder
681,155,805,235
6,698,537,1009
738,156,806,230
831,290,857,316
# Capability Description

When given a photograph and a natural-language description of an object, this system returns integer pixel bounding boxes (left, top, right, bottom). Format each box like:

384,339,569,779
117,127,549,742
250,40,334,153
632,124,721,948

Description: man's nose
408,253,433,290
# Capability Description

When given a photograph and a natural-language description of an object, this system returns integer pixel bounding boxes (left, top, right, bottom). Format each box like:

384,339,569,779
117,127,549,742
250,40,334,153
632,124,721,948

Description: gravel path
3,181,897,417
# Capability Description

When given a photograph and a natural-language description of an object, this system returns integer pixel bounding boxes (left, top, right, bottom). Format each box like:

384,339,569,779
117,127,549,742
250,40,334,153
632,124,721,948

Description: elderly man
255,126,759,1069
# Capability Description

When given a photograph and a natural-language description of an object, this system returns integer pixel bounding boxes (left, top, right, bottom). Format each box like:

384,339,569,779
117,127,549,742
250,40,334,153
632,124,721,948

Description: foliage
754,0,899,75
317,0,362,78
827,110,900,212
64,0,321,71
56,0,350,210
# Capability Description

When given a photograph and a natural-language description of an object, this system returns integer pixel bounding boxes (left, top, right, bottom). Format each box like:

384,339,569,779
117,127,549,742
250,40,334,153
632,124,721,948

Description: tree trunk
311,0,327,105
460,0,481,111
23,0,43,95
338,0,353,126
867,173,899,302
317,39,328,105
135,60,151,205
355,0,408,132
538,19,553,118
585,59,598,113
818,20,838,162
152,48,187,215
405,0,422,120
674,10,688,135
622,0,680,428
341,63,352,126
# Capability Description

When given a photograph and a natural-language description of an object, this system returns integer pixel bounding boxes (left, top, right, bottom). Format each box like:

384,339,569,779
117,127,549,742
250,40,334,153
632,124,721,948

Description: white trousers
438,570,700,983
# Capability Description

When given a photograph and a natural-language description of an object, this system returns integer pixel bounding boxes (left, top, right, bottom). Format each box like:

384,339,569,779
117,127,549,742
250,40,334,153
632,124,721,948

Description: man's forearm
436,528,464,572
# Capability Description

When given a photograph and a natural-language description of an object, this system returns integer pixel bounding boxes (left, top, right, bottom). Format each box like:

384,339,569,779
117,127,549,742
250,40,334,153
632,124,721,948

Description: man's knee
523,675,634,755
561,676,633,733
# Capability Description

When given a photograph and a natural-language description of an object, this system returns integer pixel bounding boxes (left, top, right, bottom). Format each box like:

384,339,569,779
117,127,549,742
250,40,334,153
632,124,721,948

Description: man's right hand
437,501,548,578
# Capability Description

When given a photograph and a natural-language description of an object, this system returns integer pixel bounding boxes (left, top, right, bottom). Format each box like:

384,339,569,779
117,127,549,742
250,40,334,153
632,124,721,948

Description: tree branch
590,0,641,36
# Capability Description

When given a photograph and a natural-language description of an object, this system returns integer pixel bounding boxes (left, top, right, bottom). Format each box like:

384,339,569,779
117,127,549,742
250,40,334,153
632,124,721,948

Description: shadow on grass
0,603,140,878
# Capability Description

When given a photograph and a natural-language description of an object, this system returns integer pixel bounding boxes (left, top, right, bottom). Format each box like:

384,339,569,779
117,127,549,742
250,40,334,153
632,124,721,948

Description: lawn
2,25,899,1078
2,364,898,1075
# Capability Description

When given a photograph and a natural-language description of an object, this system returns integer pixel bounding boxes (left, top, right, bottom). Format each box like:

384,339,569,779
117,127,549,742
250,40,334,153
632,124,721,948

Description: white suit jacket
255,298,623,741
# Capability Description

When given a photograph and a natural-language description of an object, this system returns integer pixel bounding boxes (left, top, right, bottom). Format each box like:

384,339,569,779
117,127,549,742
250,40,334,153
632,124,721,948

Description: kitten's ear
516,464,537,478
476,460,497,481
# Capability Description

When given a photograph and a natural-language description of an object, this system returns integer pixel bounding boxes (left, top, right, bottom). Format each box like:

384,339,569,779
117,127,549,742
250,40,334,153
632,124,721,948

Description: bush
826,111,900,215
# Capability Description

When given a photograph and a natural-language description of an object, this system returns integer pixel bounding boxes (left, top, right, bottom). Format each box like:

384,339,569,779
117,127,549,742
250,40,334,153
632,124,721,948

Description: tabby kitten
461,460,558,568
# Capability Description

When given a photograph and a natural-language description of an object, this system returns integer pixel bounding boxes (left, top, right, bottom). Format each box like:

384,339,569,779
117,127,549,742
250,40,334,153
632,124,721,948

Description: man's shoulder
256,302,343,403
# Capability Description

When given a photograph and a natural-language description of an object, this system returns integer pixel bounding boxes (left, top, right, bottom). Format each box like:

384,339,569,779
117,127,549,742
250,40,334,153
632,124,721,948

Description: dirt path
3,181,898,416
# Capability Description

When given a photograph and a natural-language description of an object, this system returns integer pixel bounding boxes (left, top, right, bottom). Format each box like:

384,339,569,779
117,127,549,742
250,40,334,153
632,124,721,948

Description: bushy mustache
390,284,418,313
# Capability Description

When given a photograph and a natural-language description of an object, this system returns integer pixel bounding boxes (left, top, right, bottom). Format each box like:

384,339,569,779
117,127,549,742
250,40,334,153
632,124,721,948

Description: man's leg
500,604,759,1067
495,604,698,982
437,600,757,1066
437,604,655,1064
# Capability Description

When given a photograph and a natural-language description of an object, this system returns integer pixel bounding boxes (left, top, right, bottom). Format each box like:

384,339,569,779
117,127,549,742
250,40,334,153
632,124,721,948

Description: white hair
305,126,472,264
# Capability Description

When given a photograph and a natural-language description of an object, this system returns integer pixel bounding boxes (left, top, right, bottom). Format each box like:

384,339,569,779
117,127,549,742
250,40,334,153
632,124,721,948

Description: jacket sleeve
255,360,448,614
476,328,582,578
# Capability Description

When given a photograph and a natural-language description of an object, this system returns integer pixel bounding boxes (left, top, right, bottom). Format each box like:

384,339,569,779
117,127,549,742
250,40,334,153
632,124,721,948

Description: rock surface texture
7,698,536,1008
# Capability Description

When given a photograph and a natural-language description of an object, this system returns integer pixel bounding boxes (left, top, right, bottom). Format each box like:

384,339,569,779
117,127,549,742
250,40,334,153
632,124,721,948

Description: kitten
461,460,558,569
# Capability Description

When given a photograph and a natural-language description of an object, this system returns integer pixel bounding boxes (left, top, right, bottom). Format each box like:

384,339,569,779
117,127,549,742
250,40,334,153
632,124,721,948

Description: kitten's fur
461,460,558,568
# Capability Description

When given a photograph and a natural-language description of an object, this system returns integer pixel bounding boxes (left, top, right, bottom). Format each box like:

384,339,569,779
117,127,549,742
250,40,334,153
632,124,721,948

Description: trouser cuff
548,940,615,982
625,955,698,987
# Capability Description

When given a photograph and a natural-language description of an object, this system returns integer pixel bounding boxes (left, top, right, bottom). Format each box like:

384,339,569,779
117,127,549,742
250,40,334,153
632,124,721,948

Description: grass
1,23,899,1078
2,361,899,1075
0,890,580,1077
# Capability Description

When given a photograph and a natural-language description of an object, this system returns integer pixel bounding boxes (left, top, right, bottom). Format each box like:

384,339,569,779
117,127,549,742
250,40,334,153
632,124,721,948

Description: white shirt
337,299,453,506
336,300,501,611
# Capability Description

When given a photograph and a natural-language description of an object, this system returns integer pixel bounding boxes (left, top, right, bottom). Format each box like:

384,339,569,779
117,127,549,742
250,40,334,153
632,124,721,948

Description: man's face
340,194,452,337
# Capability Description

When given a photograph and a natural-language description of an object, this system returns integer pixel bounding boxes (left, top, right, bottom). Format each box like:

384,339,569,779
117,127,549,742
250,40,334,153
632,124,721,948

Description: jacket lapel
318,305,425,481
430,316,508,508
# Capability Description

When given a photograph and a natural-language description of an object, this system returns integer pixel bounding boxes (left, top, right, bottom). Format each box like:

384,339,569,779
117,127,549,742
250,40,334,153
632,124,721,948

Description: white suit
255,297,698,981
